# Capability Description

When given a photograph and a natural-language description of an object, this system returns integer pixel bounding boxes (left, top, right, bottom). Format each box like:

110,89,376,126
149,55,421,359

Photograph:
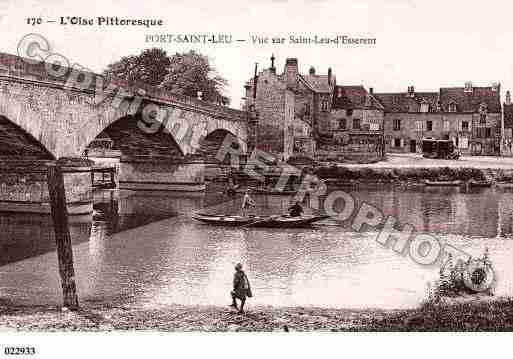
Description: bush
427,248,493,303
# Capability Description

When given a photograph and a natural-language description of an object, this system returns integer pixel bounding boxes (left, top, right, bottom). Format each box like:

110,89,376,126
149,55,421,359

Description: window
485,127,492,138
394,138,402,147
443,120,450,132
393,119,401,131
459,136,469,149
420,103,429,113
339,118,346,130
321,100,328,111
448,103,457,112
426,121,433,131
461,121,469,131
416,121,423,131
346,109,353,116
353,118,361,130
477,127,487,138
480,113,487,124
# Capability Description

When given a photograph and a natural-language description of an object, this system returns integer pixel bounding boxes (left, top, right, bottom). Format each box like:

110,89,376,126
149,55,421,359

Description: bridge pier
118,156,206,191
0,159,93,215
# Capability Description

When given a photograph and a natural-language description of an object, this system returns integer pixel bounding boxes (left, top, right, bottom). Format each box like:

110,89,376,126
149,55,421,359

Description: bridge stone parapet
0,52,246,121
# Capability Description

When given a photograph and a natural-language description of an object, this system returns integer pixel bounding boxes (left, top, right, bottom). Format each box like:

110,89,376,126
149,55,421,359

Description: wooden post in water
47,164,79,310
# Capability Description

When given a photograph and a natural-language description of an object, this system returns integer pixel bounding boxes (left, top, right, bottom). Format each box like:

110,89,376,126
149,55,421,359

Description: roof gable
332,85,384,110
299,74,334,93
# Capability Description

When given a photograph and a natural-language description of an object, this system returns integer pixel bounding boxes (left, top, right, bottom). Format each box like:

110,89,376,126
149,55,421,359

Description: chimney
369,87,374,95
285,58,298,89
407,86,414,97
270,54,276,74
507,90,511,105
464,81,473,93
492,82,500,92
328,68,332,85
309,66,315,75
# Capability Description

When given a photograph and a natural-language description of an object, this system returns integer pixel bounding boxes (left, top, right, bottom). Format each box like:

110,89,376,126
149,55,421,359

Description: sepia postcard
1,0,513,357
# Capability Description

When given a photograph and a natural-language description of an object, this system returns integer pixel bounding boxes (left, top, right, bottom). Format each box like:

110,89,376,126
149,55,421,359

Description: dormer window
321,100,328,112
448,102,457,112
420,102,429,113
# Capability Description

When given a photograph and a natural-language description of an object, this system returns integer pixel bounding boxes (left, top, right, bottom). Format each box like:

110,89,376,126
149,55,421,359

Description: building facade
317,85,385,161
374,83,502,156
243,56,334,160
244,56,503,159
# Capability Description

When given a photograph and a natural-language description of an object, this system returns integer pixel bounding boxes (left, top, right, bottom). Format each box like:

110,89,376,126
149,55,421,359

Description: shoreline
2,296,512,331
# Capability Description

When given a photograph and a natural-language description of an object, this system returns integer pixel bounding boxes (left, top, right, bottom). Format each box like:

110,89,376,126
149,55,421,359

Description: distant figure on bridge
230,263,252,314
241,190,256,217
288,201,304,217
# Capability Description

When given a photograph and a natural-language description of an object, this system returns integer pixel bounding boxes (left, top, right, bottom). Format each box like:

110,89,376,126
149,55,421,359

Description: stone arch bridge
0,53,248,214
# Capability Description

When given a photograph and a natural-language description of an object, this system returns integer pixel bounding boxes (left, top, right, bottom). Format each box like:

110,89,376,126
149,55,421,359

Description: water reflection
1,185,513,309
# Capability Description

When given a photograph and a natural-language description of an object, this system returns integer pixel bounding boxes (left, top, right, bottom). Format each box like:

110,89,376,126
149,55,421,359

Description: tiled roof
504,103,513,128
331,85,384,110
300,74,334,93
374,87,501,113
373,92,438,113
439,87,501,113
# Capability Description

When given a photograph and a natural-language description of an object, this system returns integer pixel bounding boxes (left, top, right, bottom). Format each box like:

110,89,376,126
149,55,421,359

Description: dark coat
233,270,252,299
288,203,304,217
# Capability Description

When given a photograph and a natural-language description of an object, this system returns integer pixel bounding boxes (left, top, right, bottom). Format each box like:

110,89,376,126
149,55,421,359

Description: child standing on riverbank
230,263,252,314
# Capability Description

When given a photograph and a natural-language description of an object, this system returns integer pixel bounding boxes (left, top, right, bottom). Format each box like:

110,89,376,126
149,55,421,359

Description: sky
1,0,513,109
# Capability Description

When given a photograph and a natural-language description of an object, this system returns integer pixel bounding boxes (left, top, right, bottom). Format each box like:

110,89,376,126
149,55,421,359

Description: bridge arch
80,100,247,159
86,114,185,159
198,128,244,163
0,115,54,160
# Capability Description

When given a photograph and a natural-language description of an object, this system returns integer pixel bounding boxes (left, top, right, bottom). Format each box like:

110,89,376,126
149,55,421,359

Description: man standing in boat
288,201,304,217
230,263,252,314
241,189,256,216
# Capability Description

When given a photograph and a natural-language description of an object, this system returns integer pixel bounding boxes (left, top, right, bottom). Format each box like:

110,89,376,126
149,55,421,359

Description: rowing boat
192,213,329,228
246,215,330,228
192,213,264,226
467,179,492,187
424,179,463,186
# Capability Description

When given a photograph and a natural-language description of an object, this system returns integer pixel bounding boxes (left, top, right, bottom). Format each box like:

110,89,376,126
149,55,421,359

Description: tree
104,48,170,87
161,50,229,105
104,48,230,105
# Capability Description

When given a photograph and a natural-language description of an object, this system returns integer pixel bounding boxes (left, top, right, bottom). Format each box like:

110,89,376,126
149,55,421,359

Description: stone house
243,56,334,160
317,85,385,161
374,83,501,155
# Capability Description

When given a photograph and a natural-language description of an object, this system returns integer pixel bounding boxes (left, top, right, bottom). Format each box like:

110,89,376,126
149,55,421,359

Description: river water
1,183,513,310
